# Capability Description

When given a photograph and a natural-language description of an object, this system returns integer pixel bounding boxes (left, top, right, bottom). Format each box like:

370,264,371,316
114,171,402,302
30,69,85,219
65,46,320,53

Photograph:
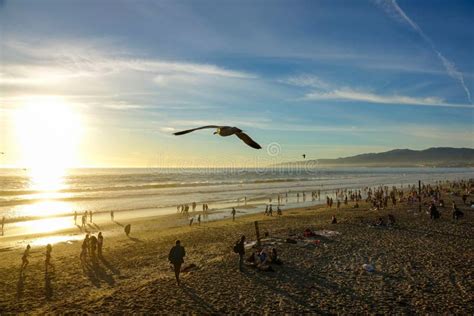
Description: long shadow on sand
114,221,124,227
16,270,25,299
244,268,324,313
45,270,53,300
127,236,143,243
81,257,115,288
245,262,378,313
99,255,121,275
396,225,474,240
181,284,219,314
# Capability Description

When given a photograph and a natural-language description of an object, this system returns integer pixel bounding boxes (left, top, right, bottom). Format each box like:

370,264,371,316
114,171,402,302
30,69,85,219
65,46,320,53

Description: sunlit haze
1,0,473,169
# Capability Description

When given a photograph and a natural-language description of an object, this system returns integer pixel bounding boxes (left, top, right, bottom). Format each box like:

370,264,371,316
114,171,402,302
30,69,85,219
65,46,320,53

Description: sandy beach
1,188,473,314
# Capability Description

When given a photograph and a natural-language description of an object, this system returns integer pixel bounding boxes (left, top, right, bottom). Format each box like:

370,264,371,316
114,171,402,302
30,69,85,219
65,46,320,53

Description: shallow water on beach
0,167,472,239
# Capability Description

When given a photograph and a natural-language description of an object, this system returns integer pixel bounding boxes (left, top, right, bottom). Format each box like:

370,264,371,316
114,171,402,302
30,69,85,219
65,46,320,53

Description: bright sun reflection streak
15,96,82,192
29,235,84,247
15,201,74,219
15,217,72,235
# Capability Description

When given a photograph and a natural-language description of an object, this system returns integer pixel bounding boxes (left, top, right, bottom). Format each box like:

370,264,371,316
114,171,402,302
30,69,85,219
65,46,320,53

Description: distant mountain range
279,147,474,167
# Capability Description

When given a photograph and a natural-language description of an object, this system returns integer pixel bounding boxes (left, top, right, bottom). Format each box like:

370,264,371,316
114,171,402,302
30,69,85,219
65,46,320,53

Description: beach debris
362,264,375,272
313,230,341,238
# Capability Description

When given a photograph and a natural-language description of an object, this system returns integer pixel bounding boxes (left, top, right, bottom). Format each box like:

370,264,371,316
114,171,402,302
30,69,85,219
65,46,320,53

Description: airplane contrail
375,0,472,104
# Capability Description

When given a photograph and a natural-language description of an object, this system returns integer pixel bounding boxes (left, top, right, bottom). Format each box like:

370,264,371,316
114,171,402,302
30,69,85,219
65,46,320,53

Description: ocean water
1,167,473,223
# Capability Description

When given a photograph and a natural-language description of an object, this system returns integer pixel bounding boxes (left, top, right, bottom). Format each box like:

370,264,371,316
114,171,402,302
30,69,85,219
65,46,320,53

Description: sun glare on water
15,96,82,192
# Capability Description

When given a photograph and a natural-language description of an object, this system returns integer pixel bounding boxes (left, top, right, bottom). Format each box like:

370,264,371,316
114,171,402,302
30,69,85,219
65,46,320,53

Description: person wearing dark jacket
168,240,186,285
235,235,246,272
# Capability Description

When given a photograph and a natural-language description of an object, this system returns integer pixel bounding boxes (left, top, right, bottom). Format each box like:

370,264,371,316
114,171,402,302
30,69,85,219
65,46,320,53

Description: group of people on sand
429,201,465,221
178,202,210,218
263,204,282,216
20,243,54,274
233,235,282,273
16,179,472,290
73,210,94,228
80,232,104,262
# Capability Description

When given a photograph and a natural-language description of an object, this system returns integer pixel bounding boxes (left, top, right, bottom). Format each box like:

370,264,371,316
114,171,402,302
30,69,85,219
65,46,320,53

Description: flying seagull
173,125,262,149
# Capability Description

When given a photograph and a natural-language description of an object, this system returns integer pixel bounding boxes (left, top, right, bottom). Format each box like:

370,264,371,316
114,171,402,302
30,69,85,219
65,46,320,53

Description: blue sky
1,0,473,167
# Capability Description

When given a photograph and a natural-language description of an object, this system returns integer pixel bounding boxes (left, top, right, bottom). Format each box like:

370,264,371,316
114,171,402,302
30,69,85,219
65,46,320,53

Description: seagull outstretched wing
236,132,262,149
173,125,220,135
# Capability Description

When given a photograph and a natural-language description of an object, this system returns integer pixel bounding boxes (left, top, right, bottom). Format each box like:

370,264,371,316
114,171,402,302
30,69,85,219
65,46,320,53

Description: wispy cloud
374,0,472,104
282,74,473,108
0,40,255,89
278,74,330,90
305,88,474,108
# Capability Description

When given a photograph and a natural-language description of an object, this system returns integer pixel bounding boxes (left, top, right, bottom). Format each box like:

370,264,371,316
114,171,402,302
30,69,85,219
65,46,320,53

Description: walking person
124,224,131,236
110,211,114,221
45,244,54,272
97,232,104,257
73,211,77,225
21,244,31,271
231,207,236,221
89,210,93,223
234,235,246,272
197,214,201,225
277,206,282,216
80,234,89,261
89,235,97,261
168,240,186,286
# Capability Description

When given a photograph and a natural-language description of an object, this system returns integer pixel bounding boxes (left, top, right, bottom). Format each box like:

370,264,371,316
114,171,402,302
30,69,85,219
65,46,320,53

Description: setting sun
14,96,82,190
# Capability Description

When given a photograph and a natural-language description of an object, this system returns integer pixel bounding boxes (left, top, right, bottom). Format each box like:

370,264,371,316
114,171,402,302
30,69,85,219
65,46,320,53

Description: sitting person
303,228,316,237
452,204,464,220
256,249,274,271
375,217,385,226
429,202,440,219
269,248,282,265
387,214,396,226
331,215,337,224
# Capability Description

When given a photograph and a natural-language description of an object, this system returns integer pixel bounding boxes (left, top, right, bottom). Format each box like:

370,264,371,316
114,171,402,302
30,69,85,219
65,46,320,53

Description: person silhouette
21,244,31,271
1,216,4,236
124,224,131,236
231,208,236,221
97,232,104,257
110,211,114,221
80,234,89,261
168,240,186,286
89,235,97,260
73,211,77,225
45,244,54,272
234,235,246,272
